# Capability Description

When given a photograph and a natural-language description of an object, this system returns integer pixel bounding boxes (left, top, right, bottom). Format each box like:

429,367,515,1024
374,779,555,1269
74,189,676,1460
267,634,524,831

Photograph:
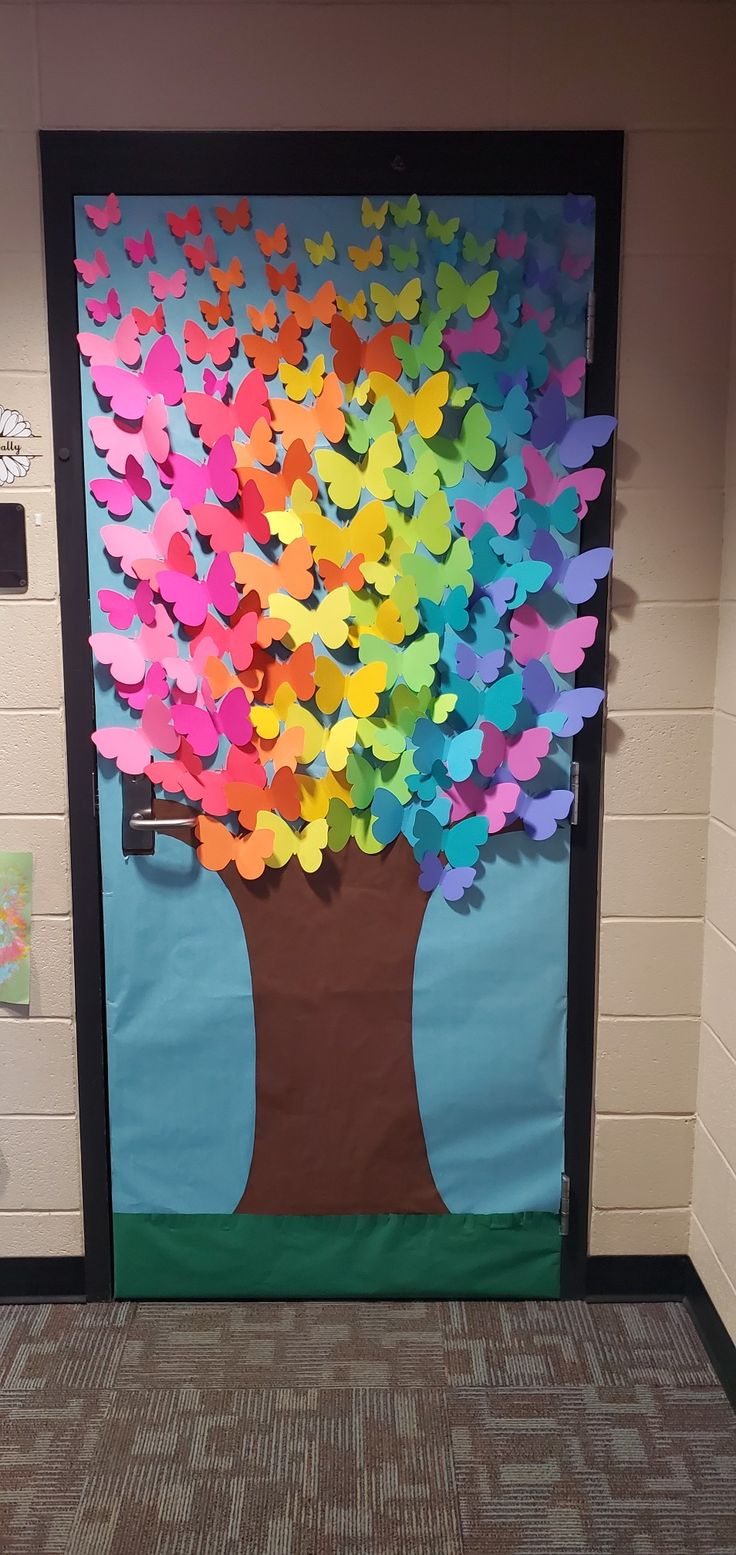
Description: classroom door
69,167,613,1299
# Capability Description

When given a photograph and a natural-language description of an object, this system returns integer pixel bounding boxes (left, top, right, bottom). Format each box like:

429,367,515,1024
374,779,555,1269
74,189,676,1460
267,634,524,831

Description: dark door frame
40,129,623,1301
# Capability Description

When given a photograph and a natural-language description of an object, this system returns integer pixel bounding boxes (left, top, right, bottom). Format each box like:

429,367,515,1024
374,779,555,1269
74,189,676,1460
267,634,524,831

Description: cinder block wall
0,4,734,1313
691,274,736,1342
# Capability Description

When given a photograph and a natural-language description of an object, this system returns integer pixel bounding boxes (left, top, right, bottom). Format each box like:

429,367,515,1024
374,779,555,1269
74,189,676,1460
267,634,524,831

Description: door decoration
74,187,614,1297
0,852,32,1005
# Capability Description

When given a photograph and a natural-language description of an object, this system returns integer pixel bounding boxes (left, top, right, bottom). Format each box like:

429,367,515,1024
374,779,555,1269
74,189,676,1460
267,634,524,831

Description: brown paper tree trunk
156,801,447,1215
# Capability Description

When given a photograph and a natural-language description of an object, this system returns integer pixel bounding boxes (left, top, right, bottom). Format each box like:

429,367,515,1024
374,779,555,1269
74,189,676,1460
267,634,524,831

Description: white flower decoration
0,406,32,485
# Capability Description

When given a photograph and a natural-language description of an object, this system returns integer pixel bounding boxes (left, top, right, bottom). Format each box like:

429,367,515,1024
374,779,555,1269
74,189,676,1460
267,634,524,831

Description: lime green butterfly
400,539,473,605
411,403,496,487
426,211,460,244
436,261,498,319
389,192,421,227
386,450,440,510
326,796,353,850
344,395,395,455
358,630,440,692
450,384,474,408
391,317,445,380
389,239,419,272
462,232,495,264
388,490,452,557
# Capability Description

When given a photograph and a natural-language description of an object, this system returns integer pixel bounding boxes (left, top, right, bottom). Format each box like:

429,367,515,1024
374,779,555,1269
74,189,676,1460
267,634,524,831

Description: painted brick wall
0,3,734,1292
690,272,736,1343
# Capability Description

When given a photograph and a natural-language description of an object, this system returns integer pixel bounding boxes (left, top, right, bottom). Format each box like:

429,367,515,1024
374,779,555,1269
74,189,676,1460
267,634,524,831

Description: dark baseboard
0,1251,732,1409
0,1256,85,1303
585,1254,697,1300
686,1276,736,1410
586,1253,736,1411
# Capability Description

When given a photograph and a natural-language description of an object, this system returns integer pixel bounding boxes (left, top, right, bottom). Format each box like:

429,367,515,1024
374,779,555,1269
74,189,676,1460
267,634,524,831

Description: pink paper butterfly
157,552,238,628
124,662,170,711
77,315,141,369
89,631,147,688
85,288,121,325
448,778,520,831
190,610,259,675
203,369,229,399
477,721,552,781
90,335,184,420
159,435,238,509
521,301,555,334
442,307,500,364
74,248,110,285
98,580,156,630
124,229,156,265
547,357,587,398
90,454,152,518
495,229,527,261
510,604,597,673
561,248,592,280
457,487,517,540
149,269,187,301
171,686,253,758
522,444,604,522
92,726,154,775
84,193,121,231
101,496,192,579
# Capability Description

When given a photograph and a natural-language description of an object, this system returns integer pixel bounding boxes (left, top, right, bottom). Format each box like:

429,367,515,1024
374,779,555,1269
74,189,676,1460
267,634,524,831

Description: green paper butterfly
462,232,495,265
391,317,445,380
436,261,498,319
389,193,421,227
426,211,460,244
411,403,496,487
389,240,419,272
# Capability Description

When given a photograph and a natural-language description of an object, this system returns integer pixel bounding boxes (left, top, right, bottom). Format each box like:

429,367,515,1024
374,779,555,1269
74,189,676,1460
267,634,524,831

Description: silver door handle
129,809,198,831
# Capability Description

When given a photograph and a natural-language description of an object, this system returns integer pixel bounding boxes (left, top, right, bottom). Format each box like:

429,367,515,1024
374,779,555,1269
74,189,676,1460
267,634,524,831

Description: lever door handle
129,809,197,832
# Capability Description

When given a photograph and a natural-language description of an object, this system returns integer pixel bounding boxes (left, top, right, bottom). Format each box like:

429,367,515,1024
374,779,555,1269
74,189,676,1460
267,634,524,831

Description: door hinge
570,760,580,826
560,1173,571,1237
585,290,596,364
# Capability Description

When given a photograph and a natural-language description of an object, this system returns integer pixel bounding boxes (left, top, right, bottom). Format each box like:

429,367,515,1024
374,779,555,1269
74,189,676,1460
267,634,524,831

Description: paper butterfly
84,193,121,231
256,224,288,257
85,288,121,324
124,230,155,265
304,231,335,265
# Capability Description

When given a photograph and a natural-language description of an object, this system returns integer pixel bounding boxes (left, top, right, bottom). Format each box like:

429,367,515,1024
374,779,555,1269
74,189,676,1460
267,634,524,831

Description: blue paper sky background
75,191,592,1215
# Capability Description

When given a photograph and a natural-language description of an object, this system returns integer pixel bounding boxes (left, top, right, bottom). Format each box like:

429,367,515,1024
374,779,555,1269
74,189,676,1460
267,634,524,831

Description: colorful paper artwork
76,191,614,905
0,853,32,1004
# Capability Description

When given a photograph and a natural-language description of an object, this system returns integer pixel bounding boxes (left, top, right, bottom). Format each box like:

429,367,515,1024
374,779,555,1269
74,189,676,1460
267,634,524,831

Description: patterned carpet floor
0,1299,734,1554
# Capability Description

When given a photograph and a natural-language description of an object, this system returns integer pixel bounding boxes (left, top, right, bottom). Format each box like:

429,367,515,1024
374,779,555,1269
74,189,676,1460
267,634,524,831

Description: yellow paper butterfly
269,585,351,651
347,235,383,272
367,369,450,438
324,716,359,772
362,197,388,230
314,658,388,717
304,231,335,265
256,811,328,873
336,290,368,322
370,277,422,324
316,431,401,510
297,769,353,821
278,353,326,403
300,494,388,567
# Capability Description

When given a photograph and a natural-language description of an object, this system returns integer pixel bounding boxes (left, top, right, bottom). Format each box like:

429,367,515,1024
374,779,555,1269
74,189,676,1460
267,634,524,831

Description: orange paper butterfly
246,300,278,334
285,281,337,332
265,260,298,295
210,257,244,293
256,224,288,258
240,315,304,378
215,197,251,234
